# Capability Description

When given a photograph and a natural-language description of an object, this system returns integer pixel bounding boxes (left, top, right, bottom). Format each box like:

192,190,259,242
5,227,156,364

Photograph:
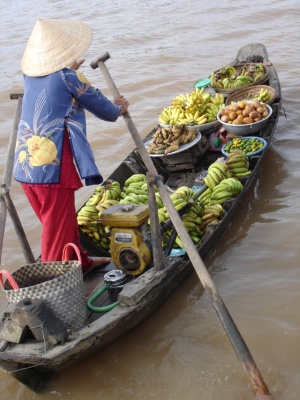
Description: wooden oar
91,52,274,399
1,184,35,264
0,94,23,265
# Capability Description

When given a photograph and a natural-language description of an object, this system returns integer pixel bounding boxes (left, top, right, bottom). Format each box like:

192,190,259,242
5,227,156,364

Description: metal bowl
217,103,273,135
159,119,220,132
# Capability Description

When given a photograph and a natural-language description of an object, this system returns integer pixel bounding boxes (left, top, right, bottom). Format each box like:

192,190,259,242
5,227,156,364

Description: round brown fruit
221,115,229,123
237,101,246,110
243,117,253,124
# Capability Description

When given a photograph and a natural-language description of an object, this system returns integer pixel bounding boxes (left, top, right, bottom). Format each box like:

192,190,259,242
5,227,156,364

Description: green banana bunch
225,150,252,179
199,187,213,207
209,177,243,206
124,174,146,187
204,161,231,191
164,195,188,218
173,186,196,202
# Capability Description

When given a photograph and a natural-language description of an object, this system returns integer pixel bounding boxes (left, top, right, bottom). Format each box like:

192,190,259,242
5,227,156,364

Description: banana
201,212,217,221
230,167,249,174
124,174,146,187
172,197,187,207
155,193,164,208
234,171,252,178
209,162,228,177
137,194,149,203
183,221,197,231
204,175,218,191
211,190,233,200
208,169,221,186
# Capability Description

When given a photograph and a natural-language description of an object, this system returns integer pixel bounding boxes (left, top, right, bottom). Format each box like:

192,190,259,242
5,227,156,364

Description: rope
145,174,162,186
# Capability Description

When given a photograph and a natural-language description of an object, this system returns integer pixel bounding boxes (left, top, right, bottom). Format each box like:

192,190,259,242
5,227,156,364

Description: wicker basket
0,244,88,332
210,63,269,94
225,85,276,105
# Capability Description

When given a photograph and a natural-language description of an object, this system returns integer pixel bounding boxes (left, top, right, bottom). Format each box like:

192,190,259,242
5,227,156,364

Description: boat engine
100,204,152,275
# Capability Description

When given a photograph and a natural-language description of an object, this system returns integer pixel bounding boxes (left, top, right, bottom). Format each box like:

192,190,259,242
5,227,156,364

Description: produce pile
77,163,251,250
224,138,264,156
146,124,197,155
218,100,270,125
232,87,273,104
210,64,266,89
158,87,225,126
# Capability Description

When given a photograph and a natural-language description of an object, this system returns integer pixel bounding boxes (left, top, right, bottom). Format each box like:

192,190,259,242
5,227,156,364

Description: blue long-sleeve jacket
14,68,120,186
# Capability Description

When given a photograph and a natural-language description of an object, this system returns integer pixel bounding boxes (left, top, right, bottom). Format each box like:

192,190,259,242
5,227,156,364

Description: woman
14,18,129,275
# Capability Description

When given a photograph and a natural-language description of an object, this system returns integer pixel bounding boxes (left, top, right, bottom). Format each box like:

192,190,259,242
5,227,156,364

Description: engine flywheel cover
119,249,141,272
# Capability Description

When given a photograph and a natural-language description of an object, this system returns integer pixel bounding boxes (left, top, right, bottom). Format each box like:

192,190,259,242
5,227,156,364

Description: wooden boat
0,43,282,392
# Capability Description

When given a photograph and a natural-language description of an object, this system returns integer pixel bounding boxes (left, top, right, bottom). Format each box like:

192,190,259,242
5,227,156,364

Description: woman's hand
69,58,85,70
114,95,129,115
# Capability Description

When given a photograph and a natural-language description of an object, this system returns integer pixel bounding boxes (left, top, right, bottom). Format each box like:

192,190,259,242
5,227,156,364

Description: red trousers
21,184,92,271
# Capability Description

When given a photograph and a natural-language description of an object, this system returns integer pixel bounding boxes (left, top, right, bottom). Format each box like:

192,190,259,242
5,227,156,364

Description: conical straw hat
21,19,93,77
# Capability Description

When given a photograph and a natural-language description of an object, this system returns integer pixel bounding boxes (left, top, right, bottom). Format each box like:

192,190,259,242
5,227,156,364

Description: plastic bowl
221,136,267,158
217,103,272,135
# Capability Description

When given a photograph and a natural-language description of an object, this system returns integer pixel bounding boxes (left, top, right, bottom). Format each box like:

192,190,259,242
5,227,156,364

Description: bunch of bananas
161,199,203,249
119,174,148,204
252,63,266,81
77,203,109,248
199,186,213,207
77,180,122,248
96,199,119,215
77,204,99,226
86,181,122,205
146,124,197,155
200,203,224,231
210,64,266,89
209,178,244,205
80,224,111,249
255,88,272,103
203,161,231,191
181,202,204,245
158,87,225,126
225,149,252,179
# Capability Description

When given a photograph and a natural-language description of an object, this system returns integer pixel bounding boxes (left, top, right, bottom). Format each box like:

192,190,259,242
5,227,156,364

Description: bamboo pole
90,52,274,399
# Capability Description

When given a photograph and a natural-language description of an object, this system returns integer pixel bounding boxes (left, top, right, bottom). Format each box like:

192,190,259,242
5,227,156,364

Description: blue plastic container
221,136,267,158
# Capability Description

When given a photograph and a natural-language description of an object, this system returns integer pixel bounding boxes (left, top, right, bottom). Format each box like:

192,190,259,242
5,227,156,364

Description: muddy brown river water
0,1,299,399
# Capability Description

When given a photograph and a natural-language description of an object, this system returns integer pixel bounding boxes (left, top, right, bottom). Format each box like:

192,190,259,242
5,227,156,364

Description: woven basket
225,85,276,105
0,244,88,331
211,63,269,94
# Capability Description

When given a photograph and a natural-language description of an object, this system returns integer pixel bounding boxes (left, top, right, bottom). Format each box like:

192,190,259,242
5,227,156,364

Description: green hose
87,284,119,313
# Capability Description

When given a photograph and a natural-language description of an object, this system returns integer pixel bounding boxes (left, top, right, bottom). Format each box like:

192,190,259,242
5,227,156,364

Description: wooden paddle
0,94,35,265
90,52,274,399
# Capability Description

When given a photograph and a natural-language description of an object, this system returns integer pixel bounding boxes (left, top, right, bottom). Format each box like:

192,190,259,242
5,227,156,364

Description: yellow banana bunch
257,88,272,103
77,204,99,225
199,202,224,230
159,87,217,127
96,199,119,216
